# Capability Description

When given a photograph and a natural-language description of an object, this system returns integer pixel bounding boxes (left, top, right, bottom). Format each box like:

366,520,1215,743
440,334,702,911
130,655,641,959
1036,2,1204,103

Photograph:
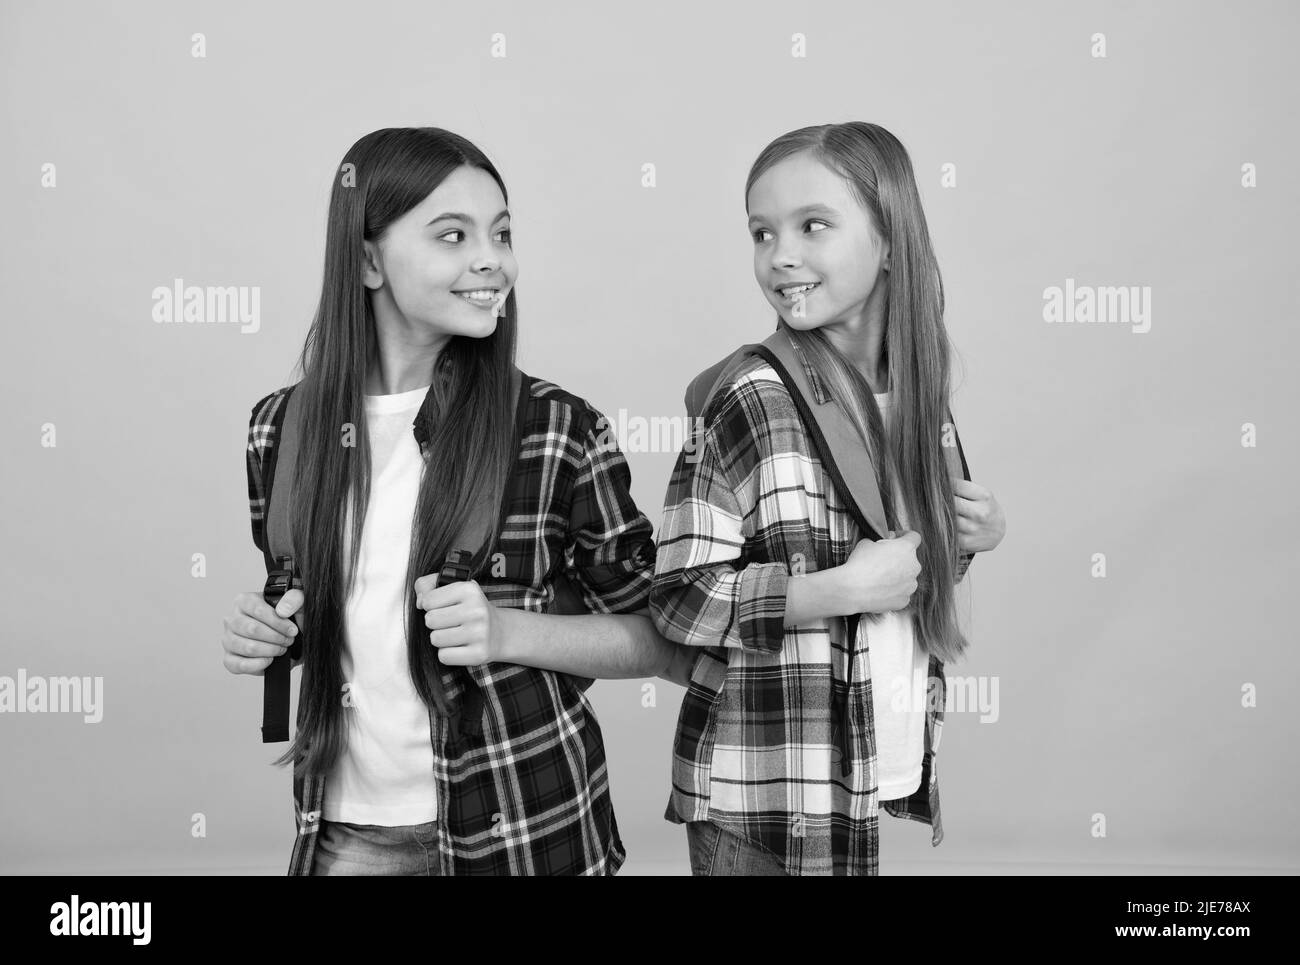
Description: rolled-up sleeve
649,422,789,655
562,407,658,614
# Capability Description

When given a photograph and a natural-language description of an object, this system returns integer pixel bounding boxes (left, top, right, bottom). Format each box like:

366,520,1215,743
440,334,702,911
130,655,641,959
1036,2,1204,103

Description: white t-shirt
865,391,928,801
322,383,438,826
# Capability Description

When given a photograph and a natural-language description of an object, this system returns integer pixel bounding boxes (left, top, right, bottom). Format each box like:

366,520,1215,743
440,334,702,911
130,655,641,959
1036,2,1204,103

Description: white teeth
457,290,498,301
781,283,818,296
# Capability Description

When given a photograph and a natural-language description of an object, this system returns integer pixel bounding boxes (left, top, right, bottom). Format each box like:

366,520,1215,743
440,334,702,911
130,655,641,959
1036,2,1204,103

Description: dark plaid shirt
247,374,657,875
649,340,972,876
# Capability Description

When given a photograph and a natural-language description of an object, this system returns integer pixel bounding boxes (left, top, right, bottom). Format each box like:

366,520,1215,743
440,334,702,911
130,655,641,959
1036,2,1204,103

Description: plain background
2,0,1296,875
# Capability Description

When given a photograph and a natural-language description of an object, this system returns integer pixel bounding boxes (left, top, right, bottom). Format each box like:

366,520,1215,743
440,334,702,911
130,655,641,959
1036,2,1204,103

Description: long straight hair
271,128,519,773
745,122,970,664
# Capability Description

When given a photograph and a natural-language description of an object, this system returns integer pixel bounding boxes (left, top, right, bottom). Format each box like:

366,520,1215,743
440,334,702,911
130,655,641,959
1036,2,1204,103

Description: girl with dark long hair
224,127,686,875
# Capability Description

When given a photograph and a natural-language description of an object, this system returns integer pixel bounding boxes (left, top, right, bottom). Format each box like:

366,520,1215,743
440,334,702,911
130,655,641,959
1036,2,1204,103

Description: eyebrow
747,203,840,228
426,209,511,227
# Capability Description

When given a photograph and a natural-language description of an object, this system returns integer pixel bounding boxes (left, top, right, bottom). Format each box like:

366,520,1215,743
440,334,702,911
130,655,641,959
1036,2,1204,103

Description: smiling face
746,151,889,336
363,164,517,340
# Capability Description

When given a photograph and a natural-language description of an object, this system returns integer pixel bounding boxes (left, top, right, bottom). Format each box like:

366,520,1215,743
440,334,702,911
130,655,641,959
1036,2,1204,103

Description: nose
469,233,502,274
770,235,801,272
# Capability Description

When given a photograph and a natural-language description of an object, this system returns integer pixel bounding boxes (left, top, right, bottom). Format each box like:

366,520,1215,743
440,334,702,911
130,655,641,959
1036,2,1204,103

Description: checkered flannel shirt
649,344,972,876
247,373,656,875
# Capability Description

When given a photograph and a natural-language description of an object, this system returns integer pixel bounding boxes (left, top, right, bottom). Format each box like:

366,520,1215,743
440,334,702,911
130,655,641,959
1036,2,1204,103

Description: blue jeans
310,819,443,876
686,821,788,876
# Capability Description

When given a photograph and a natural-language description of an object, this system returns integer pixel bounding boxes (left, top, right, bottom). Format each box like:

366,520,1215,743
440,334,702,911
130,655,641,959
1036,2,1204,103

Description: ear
362,239,384,291
880,236,891,273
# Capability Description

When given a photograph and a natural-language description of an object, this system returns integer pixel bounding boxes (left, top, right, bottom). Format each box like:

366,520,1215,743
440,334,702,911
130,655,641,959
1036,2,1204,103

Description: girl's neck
365,308,451,395
819,319,889,392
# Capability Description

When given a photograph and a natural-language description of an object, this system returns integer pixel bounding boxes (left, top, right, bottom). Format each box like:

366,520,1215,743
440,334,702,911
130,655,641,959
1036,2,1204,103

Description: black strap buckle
261,555,301,743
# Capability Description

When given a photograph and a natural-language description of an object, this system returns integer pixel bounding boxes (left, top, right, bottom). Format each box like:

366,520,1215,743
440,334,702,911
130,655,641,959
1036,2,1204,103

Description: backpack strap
441,366,525,565
265,386,304,582
261,384,304,743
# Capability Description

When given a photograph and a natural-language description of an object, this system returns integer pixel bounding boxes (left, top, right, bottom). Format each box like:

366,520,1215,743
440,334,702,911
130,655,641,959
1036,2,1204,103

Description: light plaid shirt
649,341,972,876
247,374,656,875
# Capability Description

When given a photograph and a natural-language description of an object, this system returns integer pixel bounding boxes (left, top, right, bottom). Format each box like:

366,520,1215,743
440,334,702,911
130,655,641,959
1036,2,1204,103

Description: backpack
681,326,973,775
257,366,590,745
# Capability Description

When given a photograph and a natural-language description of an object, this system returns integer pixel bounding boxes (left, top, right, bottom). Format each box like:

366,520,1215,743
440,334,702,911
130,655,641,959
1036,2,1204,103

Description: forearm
783,566,855,626
786,555,975,622
496,606,678,680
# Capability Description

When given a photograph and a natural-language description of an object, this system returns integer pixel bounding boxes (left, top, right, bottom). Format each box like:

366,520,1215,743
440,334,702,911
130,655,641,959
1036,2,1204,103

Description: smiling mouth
453,288,501,303
777,282,820,299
